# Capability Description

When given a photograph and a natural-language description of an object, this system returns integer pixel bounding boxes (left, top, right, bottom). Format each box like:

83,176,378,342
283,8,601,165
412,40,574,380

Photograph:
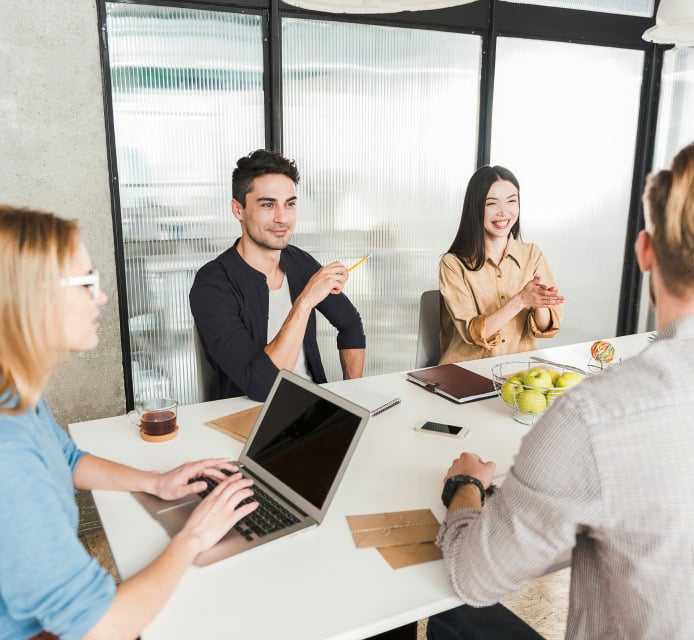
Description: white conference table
69,333,652,640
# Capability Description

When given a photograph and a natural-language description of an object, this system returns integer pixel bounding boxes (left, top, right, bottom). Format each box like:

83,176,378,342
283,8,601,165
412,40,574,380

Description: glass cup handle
126,410,141,428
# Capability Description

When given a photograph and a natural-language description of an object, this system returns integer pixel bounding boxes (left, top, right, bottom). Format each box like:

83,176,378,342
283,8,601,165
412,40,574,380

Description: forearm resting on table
448,484,484,513
339,348,365,379
83,533,200,640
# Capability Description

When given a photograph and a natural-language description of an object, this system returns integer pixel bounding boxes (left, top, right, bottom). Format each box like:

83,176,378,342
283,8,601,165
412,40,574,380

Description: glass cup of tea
127,398,178,441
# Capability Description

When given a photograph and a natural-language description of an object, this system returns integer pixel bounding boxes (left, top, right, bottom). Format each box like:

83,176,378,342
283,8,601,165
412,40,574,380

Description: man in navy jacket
190,149,365,401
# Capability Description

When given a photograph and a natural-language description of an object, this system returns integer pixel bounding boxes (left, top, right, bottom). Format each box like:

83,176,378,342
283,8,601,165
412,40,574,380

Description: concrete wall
0,0,125,425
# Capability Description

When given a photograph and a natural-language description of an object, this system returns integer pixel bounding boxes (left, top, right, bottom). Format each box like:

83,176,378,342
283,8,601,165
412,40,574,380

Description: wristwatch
441,474,486,508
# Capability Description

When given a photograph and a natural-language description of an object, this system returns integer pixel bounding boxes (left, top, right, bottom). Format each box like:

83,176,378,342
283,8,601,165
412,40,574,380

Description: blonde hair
643,143,694,297
0,206,80,414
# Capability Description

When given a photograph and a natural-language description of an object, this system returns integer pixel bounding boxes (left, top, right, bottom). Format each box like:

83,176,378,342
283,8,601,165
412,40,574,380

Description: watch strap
442,474,486,508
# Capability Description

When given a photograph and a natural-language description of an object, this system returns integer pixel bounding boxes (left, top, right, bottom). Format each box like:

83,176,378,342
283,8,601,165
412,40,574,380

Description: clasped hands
520,275,564,309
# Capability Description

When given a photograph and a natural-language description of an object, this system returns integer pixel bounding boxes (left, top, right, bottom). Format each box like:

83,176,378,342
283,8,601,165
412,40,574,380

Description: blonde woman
0,206,258,640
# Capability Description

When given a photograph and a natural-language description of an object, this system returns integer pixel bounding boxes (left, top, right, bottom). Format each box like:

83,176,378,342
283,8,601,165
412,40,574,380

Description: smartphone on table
414,421,469,439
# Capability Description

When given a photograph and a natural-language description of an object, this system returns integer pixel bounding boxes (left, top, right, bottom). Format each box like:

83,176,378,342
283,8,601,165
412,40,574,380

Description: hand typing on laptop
133,370,371,566
148,457,241,501
177,471,259,553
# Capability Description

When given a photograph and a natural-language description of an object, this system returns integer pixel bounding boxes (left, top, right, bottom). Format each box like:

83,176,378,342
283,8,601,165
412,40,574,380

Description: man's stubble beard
245,226,293,252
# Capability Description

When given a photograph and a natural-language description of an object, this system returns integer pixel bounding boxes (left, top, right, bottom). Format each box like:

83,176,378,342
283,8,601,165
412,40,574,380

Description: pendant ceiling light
281,0,477,14
643,0,694,46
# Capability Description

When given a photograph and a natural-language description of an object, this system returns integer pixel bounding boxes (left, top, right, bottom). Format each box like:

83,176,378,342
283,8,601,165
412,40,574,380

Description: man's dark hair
447,165,521,271
232,149,300,206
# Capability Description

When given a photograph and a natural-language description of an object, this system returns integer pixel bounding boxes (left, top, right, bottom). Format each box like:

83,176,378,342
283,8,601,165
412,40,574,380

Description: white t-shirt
267,275,311,380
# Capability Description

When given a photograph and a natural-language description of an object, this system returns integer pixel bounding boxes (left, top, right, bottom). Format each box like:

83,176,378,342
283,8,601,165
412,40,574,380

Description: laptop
132,370,371,566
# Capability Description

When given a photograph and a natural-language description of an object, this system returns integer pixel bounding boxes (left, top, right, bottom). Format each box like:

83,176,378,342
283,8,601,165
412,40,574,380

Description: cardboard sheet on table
347,509,440,549
204,405,262,444
377,542,443,569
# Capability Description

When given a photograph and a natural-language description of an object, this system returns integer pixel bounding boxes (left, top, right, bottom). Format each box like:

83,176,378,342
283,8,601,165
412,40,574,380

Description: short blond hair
0,206,80,414
643,143,694,297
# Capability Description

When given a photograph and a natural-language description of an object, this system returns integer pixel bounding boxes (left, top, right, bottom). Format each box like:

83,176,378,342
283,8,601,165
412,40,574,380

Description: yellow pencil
347,255,371,272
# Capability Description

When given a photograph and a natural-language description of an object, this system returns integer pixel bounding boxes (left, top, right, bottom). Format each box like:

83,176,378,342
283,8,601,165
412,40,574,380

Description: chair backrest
415,290,441,369
193,325,217,402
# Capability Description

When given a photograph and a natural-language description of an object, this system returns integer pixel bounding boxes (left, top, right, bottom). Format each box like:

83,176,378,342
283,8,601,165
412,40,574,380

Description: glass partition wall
282,19,481,378
101,1,661,406
637,47,694,333
490,37,644,346
105,4,264,404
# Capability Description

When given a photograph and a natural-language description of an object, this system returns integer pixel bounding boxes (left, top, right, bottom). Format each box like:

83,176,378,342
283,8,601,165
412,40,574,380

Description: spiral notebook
325,383,401,417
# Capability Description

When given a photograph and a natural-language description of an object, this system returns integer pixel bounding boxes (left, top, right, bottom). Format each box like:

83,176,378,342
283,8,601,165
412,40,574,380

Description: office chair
415,290,441,369
193,324,217,402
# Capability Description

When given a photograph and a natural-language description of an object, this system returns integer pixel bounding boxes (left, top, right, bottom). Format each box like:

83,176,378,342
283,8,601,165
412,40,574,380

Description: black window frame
96,0,662,409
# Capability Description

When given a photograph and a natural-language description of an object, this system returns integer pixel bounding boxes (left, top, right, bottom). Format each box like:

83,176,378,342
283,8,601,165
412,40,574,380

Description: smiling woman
438,166,565,364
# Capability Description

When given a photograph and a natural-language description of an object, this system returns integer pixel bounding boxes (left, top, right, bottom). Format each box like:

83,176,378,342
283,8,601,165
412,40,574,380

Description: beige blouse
439,238,562,364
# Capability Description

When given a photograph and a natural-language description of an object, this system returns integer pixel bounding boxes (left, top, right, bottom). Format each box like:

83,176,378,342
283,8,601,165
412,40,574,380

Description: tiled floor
78,490,570,639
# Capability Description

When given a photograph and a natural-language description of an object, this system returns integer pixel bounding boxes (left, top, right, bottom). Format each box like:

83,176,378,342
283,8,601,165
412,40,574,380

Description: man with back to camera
190,149,365,402
428,142,694,639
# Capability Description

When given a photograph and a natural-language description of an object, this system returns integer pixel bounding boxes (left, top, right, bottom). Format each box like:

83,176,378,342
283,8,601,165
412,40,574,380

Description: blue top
0,396,116,640
190,240,366,401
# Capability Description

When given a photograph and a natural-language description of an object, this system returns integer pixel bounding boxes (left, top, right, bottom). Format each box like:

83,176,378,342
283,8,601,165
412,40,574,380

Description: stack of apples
497,366,584,417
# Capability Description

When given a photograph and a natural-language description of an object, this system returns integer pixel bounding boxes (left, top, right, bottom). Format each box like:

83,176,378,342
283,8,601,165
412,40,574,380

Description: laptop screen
244,376,363,511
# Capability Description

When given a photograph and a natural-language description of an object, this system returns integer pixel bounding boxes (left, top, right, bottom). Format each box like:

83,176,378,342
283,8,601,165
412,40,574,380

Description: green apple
500,378,523,405
511,370,528,381
545,388,565,405
523,368,553,390
556,371,584,389
547,370,561,385
516,389,548,415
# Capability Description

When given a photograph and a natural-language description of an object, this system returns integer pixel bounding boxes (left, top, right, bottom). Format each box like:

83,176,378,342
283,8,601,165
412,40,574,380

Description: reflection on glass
491,37,643,346
282,18,481,378
106,4,264,403
501,0,654,17
640,47,694,331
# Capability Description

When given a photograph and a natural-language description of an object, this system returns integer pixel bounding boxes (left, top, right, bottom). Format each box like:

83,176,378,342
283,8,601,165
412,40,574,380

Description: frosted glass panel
282,18,481,377
639,47,694,331
653,48,694,171
106,4,264,404
491,37,643,345
501,0,654,16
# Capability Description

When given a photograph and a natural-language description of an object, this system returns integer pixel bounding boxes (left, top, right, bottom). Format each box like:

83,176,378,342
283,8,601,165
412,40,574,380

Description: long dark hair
447,165,521,271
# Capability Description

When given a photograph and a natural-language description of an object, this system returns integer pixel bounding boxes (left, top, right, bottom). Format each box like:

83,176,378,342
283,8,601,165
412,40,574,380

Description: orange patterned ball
590,340,615,363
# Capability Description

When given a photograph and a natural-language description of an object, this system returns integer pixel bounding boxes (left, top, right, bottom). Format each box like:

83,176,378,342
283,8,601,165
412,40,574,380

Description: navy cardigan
189,240,365,401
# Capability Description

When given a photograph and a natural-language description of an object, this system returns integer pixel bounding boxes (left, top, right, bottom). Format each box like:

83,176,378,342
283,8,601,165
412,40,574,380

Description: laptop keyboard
189,474,300,540
234,484,300,540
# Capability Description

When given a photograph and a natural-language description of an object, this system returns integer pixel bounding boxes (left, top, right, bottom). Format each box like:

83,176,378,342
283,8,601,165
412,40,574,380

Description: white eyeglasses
60,271,101,300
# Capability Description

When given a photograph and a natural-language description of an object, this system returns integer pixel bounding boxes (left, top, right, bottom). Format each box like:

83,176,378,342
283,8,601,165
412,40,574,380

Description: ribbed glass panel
491,37,643,346
653,48,694,171
639,47,694,331
106,4,264,404
282,18,481,378
501,0,654,16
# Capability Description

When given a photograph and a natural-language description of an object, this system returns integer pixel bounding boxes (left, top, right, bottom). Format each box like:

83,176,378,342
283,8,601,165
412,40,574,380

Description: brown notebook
204,405,263,443
406,364,496,404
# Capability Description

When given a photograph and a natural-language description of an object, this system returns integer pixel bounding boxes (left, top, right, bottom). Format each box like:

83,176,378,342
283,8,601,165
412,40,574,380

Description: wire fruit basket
491,361,585,425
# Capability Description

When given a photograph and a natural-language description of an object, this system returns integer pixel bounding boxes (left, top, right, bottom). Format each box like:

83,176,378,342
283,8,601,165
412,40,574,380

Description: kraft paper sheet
204,405,262,444
347,509,442,569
